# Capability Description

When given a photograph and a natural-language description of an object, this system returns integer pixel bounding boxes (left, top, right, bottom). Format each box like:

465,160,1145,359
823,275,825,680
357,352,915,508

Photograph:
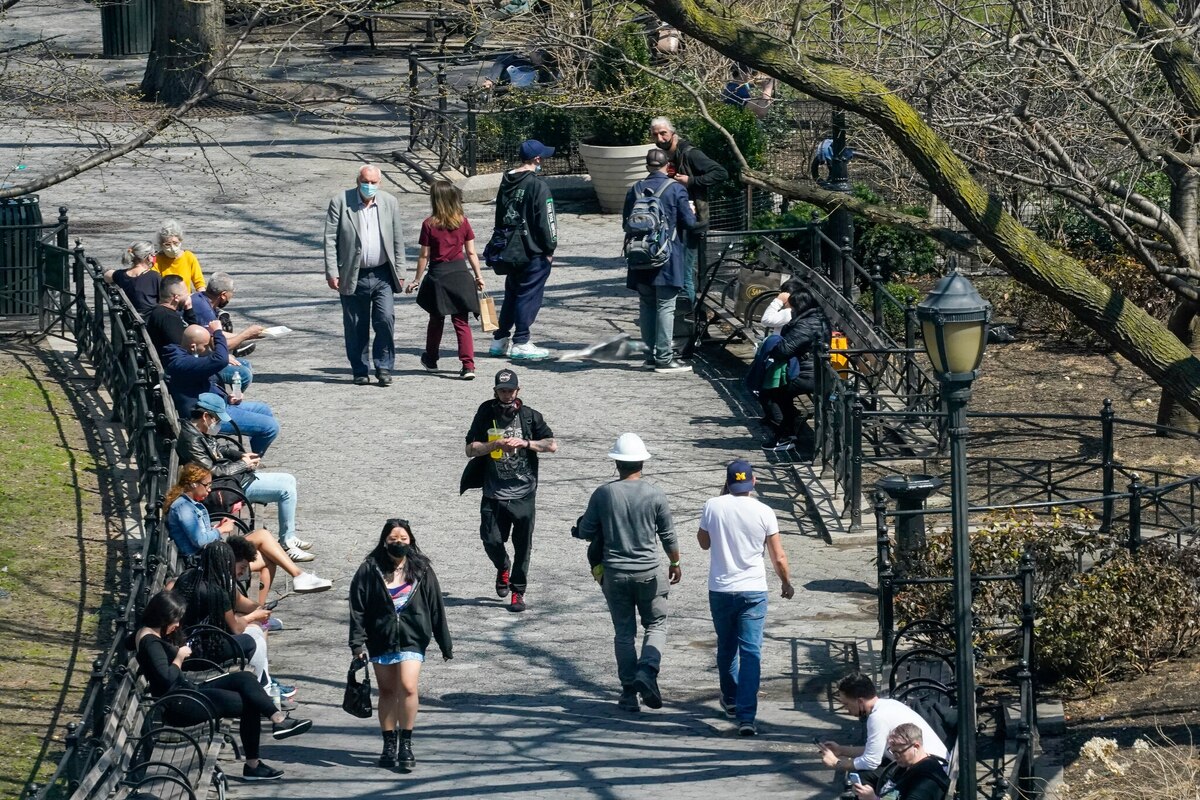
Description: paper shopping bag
479,292,499,332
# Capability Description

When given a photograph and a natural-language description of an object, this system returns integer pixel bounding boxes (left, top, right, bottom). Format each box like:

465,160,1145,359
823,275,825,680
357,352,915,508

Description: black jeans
163,671,276,760
760,375,815,439
480,493,536,594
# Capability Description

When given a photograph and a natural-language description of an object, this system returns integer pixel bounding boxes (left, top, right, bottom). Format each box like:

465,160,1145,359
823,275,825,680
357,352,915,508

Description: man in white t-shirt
697,459,794,736
820,673,948,782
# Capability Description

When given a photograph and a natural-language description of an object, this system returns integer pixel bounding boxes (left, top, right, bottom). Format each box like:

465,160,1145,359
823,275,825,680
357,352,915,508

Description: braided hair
178,540,239,629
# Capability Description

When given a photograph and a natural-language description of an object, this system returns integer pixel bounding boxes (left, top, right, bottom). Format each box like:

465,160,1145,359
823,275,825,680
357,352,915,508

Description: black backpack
483,221,531,276
623,179,675,269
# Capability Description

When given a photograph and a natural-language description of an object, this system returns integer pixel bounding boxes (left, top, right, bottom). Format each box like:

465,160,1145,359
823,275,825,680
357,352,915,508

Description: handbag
342,658,372,718
478,291,499,332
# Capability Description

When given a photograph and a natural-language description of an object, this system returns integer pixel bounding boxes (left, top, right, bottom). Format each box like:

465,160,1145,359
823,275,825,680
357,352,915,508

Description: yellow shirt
154,250,205,291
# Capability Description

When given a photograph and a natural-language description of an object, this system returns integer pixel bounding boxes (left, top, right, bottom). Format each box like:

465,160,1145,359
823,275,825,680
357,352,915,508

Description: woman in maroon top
406,181,486,379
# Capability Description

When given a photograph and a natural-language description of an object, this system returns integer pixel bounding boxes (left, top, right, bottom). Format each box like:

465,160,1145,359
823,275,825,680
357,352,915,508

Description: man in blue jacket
163,325,280,455
623,148,697,374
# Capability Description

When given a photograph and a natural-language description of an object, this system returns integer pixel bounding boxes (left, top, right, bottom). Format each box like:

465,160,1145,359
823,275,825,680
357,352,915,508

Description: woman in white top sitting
758,277,806,336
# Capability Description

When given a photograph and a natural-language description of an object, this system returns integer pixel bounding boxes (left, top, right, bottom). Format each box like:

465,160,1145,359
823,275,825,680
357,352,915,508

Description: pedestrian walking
348,519,453,772
697,459,794,736
462,368,557,612
649,117,729,304
762,288,829,453
406,180,485,380
488,140,558,361
577,433,680,712
324,164,407,386
622,147,697,373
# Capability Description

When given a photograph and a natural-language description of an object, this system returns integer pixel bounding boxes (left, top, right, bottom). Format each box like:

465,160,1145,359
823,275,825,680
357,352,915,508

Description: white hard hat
607,432,652,461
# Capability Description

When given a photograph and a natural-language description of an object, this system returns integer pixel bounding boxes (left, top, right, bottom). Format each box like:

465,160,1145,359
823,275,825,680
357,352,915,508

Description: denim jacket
167,495,220,557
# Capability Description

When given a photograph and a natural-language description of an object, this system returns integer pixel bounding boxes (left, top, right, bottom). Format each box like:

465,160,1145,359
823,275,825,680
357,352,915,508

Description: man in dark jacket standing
490,140,558,361
650,117,729,305
463,368,557,613
623,148,697,374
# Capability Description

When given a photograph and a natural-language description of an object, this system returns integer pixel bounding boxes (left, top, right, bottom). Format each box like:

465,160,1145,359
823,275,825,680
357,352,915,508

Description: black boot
379,730,398,768
398,732,415,772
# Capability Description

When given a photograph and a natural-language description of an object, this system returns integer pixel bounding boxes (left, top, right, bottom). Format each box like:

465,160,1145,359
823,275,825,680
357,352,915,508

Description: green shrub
894,513,1200,690
851,185,937,280
856,282,922,339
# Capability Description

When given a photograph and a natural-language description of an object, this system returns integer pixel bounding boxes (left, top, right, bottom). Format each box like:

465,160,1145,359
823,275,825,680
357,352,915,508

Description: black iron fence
29,247,182,799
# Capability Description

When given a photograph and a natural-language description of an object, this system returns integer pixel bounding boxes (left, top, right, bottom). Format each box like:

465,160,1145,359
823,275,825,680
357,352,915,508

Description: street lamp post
916,271,991,800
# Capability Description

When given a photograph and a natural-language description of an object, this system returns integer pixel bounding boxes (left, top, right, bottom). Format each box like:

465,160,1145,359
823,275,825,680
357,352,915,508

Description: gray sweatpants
601,568,668,688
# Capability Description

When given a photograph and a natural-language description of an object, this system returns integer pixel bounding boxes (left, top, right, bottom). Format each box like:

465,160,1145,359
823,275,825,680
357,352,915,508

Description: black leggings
760,376,815,438
165,671,276,760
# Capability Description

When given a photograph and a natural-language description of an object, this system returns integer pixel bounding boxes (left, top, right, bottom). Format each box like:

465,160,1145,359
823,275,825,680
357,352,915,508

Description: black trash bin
100,0,155,58
0,195,43,317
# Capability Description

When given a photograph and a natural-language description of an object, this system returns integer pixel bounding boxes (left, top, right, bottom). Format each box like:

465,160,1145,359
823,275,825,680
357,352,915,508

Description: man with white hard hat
577,433,680,712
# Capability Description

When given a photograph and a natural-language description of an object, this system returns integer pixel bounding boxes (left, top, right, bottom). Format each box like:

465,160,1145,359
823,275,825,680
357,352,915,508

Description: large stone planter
578,143,650,214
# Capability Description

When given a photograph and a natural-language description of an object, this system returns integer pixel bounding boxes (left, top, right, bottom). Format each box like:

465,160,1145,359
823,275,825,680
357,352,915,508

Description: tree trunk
639,0,1200,420
141,0,226,104
1156,162,1200,434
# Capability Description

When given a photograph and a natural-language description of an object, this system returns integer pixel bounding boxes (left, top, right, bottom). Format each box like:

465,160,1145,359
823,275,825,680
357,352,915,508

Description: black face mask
386,542,409,559
655,139,673,151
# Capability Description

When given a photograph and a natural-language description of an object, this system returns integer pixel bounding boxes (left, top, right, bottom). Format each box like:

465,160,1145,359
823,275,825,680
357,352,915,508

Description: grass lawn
0,343,108,800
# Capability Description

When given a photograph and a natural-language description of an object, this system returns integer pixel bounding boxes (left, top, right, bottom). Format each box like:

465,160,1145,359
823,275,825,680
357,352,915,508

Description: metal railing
31,249,182,799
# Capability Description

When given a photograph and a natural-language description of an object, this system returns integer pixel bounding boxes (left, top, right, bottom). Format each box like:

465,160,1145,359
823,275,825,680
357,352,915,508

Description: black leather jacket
175,421,255,488
774,306,829,384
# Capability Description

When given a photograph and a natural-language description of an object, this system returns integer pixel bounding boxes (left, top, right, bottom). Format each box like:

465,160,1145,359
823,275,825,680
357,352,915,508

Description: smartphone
848,773,862,786
812,736,823,746
263,599,279,611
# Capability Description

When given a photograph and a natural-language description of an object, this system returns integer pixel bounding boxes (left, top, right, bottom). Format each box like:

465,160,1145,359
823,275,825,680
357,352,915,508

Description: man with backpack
622,147,697,374
486,140,558,361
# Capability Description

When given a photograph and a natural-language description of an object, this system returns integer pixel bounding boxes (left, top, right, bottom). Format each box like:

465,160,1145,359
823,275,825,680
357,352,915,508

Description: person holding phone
348,519,453,772
849,723,949,800
132,590,311,782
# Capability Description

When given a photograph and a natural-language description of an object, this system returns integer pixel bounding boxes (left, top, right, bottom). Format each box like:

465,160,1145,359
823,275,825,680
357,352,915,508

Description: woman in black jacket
761,288,829,451
349,519,453,772
132,590,311,782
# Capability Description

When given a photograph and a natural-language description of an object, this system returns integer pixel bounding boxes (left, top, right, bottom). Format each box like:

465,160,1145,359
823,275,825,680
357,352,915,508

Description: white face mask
162,245,183,258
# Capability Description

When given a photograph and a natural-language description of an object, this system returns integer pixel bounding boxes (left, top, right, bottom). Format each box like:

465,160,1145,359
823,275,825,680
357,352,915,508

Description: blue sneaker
262,617,283,633
268,681,297,699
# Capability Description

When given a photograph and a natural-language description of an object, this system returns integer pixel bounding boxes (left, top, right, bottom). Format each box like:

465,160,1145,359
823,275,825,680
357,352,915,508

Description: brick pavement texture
4,3,880,797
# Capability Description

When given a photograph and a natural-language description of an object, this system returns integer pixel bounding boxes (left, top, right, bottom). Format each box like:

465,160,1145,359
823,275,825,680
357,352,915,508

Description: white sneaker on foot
292,572,332,593
285,546,315,563
488,338,511,357
284,538,313,551
510,341,550,360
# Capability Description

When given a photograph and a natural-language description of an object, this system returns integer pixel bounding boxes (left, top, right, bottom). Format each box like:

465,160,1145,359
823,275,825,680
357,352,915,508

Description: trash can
100,0,155,58
0,195,43,316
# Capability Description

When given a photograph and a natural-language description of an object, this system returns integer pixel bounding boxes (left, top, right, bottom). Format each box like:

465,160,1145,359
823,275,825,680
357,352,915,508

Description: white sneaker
284,538,313,551
510,341,550,360
292,572,332,593
286,546,315,563
488,338,511,357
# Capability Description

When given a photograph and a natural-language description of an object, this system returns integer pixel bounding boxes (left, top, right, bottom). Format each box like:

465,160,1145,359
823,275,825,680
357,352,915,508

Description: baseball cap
519,140,556,161
196,392,231,423
725,459,754,493
494,368,519,389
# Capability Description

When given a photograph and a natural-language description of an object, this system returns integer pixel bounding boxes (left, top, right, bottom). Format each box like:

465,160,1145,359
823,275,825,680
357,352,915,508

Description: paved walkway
5,3,879,797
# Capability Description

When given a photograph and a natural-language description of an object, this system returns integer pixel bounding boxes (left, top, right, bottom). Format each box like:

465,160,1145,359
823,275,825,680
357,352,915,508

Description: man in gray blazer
324,164,406,386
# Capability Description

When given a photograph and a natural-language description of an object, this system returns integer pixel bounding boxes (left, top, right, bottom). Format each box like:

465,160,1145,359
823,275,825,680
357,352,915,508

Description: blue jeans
340,267,396,376
221,400,280,456
220,359,253,391
495,255,551,345
709,590,768,723
241,471,297,545
637,283,679,366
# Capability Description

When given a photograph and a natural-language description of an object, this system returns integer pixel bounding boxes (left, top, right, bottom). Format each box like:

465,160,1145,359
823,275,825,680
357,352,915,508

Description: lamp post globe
917,269,991,800
916,271,991,384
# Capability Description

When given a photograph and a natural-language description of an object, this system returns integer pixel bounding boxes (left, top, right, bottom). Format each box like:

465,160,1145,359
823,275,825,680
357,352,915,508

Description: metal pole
945,379,977,800
875,492,895,662
1100,399,1114,532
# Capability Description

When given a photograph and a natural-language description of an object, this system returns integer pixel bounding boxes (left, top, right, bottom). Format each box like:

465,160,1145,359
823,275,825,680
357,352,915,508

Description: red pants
425,313,475,369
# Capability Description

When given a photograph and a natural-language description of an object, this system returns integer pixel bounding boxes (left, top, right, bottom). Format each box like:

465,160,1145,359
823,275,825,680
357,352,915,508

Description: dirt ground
970,341,1200,792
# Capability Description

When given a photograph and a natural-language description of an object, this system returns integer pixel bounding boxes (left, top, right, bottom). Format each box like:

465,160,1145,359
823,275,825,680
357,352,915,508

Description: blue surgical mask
534,163,542,174
359,182,377,199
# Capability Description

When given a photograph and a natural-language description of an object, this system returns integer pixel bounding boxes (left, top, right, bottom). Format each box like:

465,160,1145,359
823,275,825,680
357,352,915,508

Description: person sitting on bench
132,589,312,782
818,673,948,786
851,722,950,800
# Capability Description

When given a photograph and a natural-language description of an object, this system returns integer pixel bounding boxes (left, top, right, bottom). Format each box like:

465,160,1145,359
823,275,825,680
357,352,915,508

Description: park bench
70,650,227,800
324,1,469,48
